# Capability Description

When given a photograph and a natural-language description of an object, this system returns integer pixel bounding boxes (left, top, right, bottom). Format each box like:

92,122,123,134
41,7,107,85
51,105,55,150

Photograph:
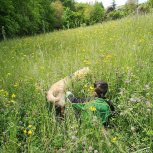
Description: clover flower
94,150,98,153
89,146,93,151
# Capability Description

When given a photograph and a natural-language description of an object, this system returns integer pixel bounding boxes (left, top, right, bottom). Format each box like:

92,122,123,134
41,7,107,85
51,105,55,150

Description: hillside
0,14,153,153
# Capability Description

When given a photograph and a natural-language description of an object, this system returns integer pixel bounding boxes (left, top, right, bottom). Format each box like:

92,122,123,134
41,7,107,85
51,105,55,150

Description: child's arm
72,103,85,111
106,100,115,112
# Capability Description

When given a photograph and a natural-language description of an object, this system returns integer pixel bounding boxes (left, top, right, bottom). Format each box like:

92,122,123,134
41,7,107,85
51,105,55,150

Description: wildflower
105,55,112,60
28,125,32,128
83,60,91,65
89,106,96,111
147,109,151,113
126,66,130,71
89,86,94,91
10,99,15,103
84,84,87,88
24,130,27,134
4,91,8,96
144,84,150,90
112,137,117,142
124,80,130,84
94,150,98,153
71,135,77,141
130,97,137,103
0,89,4,92
89,146,93,151
13,83,19,87
11,93,16,98
131,126,136,132
28,130,32,135
145,100,151,107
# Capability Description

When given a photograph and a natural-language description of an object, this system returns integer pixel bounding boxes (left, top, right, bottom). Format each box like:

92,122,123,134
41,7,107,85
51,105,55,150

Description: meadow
0,14,153,153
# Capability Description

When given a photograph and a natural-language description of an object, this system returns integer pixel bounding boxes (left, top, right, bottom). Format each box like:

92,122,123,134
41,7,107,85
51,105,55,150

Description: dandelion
28,130,32,135
89,86,94,91
10,99,15,103
112,137,117,142
126,66,129,71
11,93,16,98
28,125,32,128
4,91,8,96
13,83,19,87
105,55,112,60
24,130,27,134
0,89,4,92
84,84,87,88
83,59,91,65
89,106,96,111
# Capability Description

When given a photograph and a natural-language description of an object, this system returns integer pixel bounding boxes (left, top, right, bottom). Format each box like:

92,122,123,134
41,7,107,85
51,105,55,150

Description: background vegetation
0,13,153,152
1,0,153,40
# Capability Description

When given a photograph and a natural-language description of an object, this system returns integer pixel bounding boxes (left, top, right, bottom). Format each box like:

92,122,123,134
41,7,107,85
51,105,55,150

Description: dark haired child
66,81,114,127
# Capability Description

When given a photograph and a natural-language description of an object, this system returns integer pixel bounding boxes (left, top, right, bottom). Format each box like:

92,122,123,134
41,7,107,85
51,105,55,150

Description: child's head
94,81,108,98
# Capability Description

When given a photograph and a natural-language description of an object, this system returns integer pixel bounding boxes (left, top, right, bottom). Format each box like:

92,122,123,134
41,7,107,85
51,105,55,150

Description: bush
107,10,126,20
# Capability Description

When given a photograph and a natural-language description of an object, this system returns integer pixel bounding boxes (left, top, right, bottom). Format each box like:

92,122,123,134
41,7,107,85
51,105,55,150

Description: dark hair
94,81,108,98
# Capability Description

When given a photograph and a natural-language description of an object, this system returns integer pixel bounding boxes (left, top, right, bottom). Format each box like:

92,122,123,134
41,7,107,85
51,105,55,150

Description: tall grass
0,14,153,153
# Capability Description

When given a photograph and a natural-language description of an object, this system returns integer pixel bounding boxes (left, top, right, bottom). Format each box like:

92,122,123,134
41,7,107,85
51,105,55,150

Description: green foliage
63,7,82,28
125,0,138,14
0,0,55,39
148,0,153,7
1,14,153,152
90,2,105,24
51,0,64,29
0,0,19,39
107,10,126,20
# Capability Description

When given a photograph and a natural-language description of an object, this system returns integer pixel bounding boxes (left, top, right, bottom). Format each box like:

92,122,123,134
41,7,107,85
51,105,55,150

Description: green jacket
72,98,111,124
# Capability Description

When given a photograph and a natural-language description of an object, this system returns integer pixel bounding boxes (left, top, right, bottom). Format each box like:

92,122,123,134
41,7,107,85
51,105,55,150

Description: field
0,14,153,153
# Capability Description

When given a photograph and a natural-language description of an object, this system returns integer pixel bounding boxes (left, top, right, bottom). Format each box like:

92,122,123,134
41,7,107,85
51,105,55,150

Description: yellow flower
89,86,94,91
112,137,117,142
4,91,9,96
105,55,112,60
83,60,91,65
24,130,27,134
28,125,32,128
10,99,15,103
11,93,16,98
0,89,4,92
28,130,32,135
13,83,19,87
89,106,96,111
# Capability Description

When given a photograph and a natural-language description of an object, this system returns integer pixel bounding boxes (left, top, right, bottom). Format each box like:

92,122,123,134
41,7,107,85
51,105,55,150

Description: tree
148,0,153,7
125,0,137,13
112,0,116,10
91,2,105,24
0,0,19,39
51,0,64,29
